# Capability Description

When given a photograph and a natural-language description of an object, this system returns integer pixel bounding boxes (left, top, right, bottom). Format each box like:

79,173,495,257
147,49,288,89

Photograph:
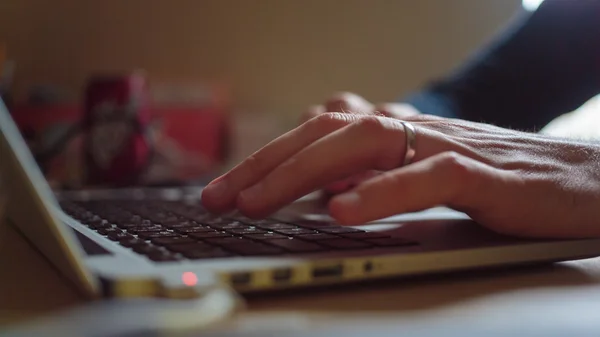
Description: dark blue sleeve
403,0,600,131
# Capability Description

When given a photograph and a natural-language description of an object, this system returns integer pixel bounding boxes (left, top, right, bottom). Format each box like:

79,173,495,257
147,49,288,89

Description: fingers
300,92,374,123
301,105,325,123
329,152,505,225
201,113,358,213
203,112,479,219
325,92,374,114
235,117,440,218
374,103,420,119
324,170,381,195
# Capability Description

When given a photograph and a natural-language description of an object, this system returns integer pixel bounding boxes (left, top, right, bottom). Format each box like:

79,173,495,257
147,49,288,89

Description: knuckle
374,103,419,118
438,152,473,178
326,92,372,114
352,116,402,169
403,114,437,122
301,106,322,122
308,112,353,132
436,151,483,204
439,151,474,183
354,115,389,134
373,103,395,117
325,94,351,112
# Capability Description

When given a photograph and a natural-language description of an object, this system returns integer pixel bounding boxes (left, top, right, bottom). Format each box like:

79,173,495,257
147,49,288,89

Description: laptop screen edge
0,100,99,297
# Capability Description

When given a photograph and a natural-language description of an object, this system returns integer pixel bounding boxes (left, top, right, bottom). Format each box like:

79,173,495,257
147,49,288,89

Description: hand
301,91,420,122
302,92,420,194
202,113,600,239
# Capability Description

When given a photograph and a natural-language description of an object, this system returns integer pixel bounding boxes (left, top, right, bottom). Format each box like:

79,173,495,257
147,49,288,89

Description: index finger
201,113,358,213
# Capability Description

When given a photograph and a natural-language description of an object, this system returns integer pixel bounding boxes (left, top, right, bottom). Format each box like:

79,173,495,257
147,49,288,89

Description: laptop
3,99,600,300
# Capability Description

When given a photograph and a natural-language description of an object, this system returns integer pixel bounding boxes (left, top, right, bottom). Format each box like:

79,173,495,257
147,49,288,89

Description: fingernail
333,192,361,208
204,179,229,200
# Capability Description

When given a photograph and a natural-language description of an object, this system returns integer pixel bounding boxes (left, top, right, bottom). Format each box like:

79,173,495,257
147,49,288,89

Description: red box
10,102,230,188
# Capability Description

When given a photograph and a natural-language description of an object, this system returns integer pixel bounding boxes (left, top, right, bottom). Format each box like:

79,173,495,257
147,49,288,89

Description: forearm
403,0,600,131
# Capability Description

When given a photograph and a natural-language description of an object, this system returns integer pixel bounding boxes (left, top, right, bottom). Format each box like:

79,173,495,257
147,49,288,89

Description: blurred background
0,0,535,189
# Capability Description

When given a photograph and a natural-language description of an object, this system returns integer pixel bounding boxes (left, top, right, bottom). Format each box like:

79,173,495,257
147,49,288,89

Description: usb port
312,264,344,279
230,272,251,286
272,268,293,283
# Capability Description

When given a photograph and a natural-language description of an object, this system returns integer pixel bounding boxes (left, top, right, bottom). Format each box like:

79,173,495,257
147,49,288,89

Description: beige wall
1,0,521,124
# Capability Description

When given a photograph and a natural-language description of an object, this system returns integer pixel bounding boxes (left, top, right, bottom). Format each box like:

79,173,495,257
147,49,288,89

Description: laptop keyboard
60,200,418,263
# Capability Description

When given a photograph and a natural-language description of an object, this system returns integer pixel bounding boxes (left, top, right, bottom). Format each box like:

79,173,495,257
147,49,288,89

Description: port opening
272,268,293,283
312,264,344,279
230,272,252,286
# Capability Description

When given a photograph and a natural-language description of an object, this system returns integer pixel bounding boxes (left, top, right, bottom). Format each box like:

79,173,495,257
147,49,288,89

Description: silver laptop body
2,99,600,299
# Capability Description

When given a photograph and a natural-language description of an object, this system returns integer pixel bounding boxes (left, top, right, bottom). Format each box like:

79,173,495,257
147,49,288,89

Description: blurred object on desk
82,72,153,187
227,109,287,171
10,75,231,189
141,80,231,185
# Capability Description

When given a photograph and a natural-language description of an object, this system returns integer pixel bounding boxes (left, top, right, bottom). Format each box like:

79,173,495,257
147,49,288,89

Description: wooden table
3,216,600,331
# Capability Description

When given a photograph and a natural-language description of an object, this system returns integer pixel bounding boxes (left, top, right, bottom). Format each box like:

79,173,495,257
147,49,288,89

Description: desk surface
3,216,600,331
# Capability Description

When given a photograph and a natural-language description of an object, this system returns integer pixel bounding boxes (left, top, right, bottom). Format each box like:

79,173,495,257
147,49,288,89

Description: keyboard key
107,232,134,241
87,222,112,230
319,239,372,250
366,238,418,247
150,236,196,246
154,216,180,224
182,249,233,259
189,231,233,239
119,238,148,248
209,222,250,230
85,219,111,229
174,226,215,234
129,215,144,223
110,215,137,225
97,228,123,236
297,233,339,241
255,223,296,230
226,228,267,235
275,228,317,236
236,218,279,226
197,217,231,225
318,227,363,234
267,239,324,253
117,222,159,229
162,221,198,229
165,242,215,253
127,226,163,234
338,232,391,240
244,233,288,240
152,212,170,219
137,231,179,239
